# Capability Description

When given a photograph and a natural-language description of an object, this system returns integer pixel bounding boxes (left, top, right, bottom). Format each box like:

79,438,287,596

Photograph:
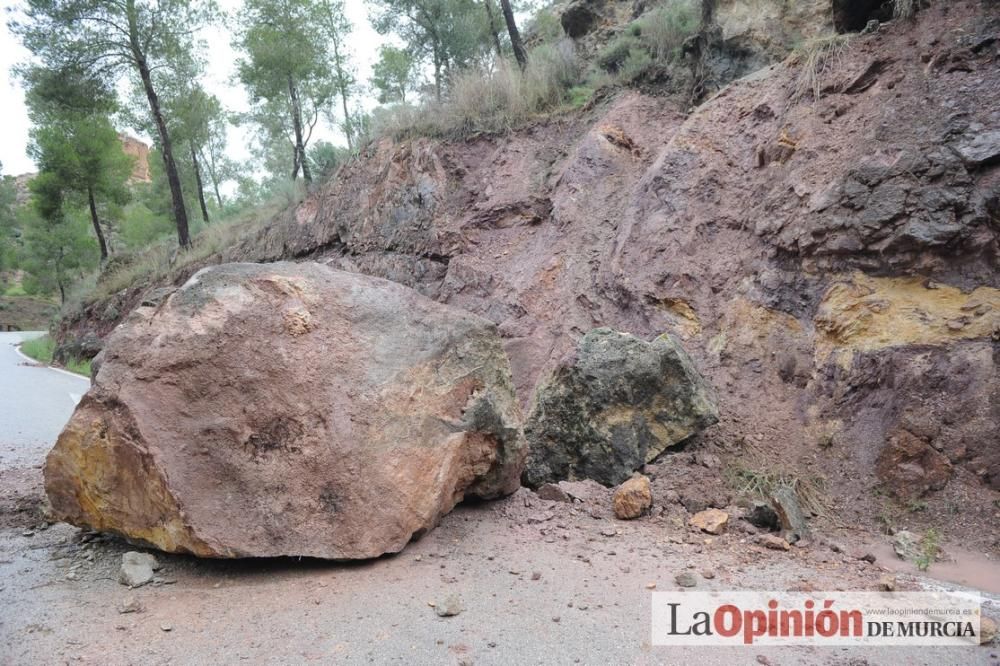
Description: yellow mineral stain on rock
651,297,702,338
708,297,803,359
814,273,1000,359
45,408,220,557
595,398,700,463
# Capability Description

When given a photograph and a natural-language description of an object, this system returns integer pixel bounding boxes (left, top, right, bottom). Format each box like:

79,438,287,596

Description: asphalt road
0,331,89,469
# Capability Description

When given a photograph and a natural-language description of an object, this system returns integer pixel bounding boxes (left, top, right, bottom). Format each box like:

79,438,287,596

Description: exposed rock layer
58,2,1000,542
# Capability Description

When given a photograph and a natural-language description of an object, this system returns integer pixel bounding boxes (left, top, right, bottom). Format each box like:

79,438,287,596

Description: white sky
0,0,388,177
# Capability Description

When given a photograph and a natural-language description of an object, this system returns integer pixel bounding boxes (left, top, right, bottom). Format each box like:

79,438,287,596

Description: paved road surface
0,331,89,469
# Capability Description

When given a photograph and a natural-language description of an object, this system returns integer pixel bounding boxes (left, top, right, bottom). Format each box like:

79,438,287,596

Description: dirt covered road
1,332,998,665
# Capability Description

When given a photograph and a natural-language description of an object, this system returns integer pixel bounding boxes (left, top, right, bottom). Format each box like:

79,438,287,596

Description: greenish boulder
523,328,719,487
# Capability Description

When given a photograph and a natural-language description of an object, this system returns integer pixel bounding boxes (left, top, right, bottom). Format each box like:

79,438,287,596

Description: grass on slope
19,334,91,377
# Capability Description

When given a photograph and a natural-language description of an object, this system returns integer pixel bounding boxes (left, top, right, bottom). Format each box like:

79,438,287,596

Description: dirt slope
60,1,1000,550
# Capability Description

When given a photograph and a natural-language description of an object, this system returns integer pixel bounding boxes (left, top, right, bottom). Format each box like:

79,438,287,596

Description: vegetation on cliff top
1,0,924,333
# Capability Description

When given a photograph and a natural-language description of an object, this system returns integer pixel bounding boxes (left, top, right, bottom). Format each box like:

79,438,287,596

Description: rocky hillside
60,1,1000,548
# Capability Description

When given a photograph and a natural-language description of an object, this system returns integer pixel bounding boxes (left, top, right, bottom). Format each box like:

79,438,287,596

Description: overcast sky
0,0,388,177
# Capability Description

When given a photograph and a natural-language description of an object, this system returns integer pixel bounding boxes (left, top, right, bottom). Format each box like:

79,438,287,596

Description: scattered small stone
892,531,921,561
701,569,715,580
612,474,652,520
531,571,542,581
856,551,877,564
600,526,617,537
527,511,555,524
118,596,143,614
689,509,729,535
434,595,463,618
118,552,159,588
414,555,422,562
675,572,697,588
552,616,561,623
21,530,34,537
487,642,497,648
980,617,997,645
878,575,896,592
160,624,173,632
757,534,791,551
536,484,570,503
645,582,657,589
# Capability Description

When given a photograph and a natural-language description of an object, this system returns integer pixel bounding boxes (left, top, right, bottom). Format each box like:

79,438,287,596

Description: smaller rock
877,575,896,592
118,596,143,614
674,572,697,588
891,530,921,561
160,624,173,632
701,569,715,580
954,130,1000,167
557,479,609,503
757,534,791,551
855,551,877,564
695,452,721,469
531,571,542,581
118,552,159,588
645,582,657,589
613,474,652,520
980,617,997,645
434,595,463,618
536,484,570,503
770,487,810,543
600,525,618,537
680,495,708,514
689,508,729,535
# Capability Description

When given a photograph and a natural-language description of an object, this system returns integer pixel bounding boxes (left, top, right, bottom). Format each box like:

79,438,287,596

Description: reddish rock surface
612,474,652,520
45,263,526,559
876,429,953,500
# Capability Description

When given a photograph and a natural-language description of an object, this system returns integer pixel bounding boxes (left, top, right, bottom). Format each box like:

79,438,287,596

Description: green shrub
598,36,643,74
526,7,563,45
567,85,595,108
596,1,698,83
619,48,654,82
635,0,699,62
375,40,582,139
19,334,55,364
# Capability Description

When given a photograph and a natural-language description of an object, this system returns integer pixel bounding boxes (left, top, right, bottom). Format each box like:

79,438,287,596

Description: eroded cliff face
62,1,999,543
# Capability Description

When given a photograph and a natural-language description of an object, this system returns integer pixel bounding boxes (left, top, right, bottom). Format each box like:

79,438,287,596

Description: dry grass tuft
791,34,853,102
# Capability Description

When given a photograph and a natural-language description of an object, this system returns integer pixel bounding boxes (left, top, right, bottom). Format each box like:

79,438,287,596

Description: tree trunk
128,1,190,249
331,38,353,151
287,75,311,184
56,247,65,304
500,0,527,70
86,186,109,263
290,144,301,181
484,0,503,58
202,147,224,207
433,49,443,102
190,144,210,225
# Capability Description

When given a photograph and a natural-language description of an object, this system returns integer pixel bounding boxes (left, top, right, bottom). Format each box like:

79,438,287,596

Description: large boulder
44,262,526,559
522,328,718,487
